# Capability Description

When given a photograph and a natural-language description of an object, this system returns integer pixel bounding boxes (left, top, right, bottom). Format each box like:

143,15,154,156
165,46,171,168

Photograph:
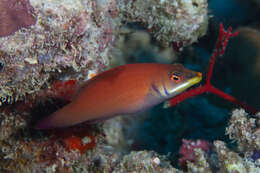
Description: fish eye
170,73,181,82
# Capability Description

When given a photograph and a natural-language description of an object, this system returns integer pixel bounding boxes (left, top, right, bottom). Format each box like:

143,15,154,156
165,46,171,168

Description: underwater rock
113,29,178,65
118,0,208,47
226,109,260,154
103,116,128,147
186,148,212,173
0,0,209,107
214,140,259,173
4,1,260,172
178,109,260,172
113,150,182,173
0,109,27,141
1,96,260,173
179,139,211,169
0,0,116,105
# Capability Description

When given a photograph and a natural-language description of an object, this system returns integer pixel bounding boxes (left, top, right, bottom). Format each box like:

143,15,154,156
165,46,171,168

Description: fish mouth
187,72,202,87
169,72,202,94
181,72,202,91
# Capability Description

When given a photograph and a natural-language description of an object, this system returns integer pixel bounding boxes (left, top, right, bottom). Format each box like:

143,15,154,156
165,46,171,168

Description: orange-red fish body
35,63,202,129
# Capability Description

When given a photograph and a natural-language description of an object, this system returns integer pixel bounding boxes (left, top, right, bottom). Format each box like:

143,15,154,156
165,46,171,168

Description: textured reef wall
1,0,260,173
0,0,208,106
0,0,115,105
0,108,259,172
118,0,208,46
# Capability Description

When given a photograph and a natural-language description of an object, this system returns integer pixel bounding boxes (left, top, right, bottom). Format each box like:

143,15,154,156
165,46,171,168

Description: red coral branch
169,24,258,114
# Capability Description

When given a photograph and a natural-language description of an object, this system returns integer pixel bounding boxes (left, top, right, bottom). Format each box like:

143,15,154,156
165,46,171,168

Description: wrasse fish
35,63,202,129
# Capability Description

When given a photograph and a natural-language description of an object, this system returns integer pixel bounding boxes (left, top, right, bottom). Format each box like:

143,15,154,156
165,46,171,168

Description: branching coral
167,24,258,114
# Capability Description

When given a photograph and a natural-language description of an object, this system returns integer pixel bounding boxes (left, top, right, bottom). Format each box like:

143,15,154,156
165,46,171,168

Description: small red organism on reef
39,79,97,153
64,136,83,152
63,134,96,154
47,79,77,101
172,41,183,52
169,23,258,114
48,124,96,154
179,139,211,169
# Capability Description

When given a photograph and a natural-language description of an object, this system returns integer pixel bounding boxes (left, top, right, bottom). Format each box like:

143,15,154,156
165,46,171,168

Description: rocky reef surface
0,0,259,173
0,106,259,172
0,0,207,106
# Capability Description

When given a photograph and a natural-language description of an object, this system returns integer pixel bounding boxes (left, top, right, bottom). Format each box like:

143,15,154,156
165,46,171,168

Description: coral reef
213,140,259,173
226,109,260,156
118,0,208,47
1,102,259,172
1,0,259,172
179,139,211,169
113,29,178,65
0,0,208,106
181,109,260,172
0,0,116,105
113,151,182,173
0,108,28,141
168,24,258,114
0,102,179,172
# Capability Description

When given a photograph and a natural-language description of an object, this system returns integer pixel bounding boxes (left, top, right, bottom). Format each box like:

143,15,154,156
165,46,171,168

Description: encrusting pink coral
179,139,211,169
0,0,36,37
